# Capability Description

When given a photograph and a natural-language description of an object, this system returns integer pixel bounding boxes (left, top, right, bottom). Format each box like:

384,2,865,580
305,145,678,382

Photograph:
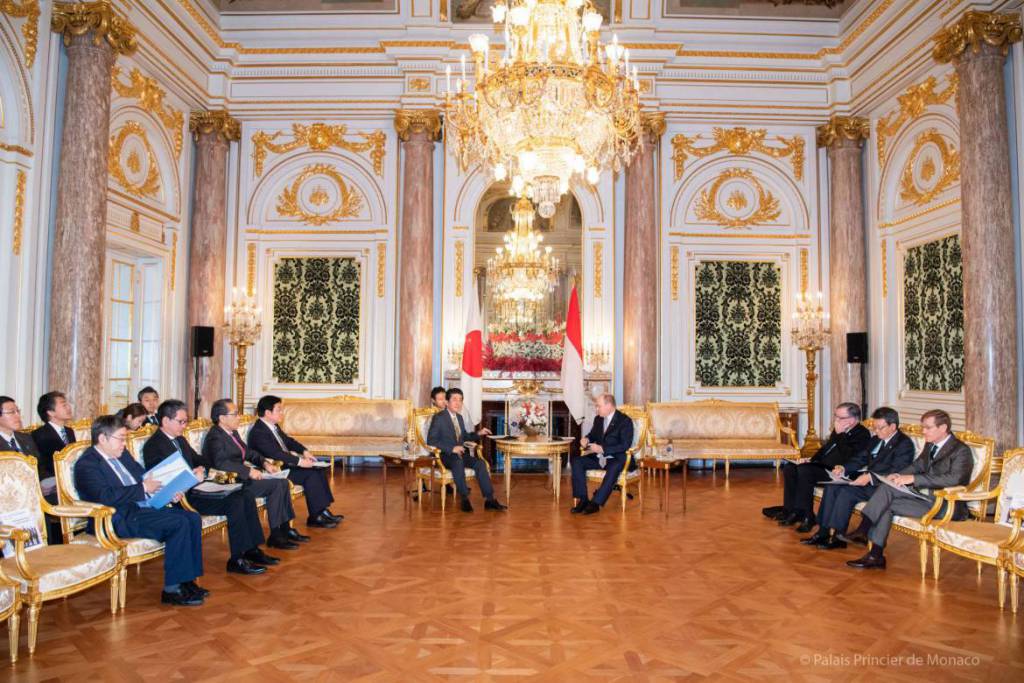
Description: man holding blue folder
75,415,207,606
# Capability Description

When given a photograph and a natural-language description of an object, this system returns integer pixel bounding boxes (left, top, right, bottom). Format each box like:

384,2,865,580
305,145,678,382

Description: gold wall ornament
670,246,679,301
308,186,329,207
408,77,431,93
875,73,957,164
0,0,39,67
111,66,185,159
394,109,442,142
50,0,137,55
129,211,140,233
250,122,386,177
881,239,888,297
276,163,363,226
726,190,747,211
799,248,808,295
189,110,240,143
454,240,464,297
694,168,781,228
376,243,386,298
108,121,161,199
246,243,256,297
12,169,25,255
641,111,667,140
670,127,805,182
439,0,447,22
920,157,936,182
899,129,960,206
0,141,32,156
816,115,870,149
933,10,1023,64
593,242,603,298
169,232,178,290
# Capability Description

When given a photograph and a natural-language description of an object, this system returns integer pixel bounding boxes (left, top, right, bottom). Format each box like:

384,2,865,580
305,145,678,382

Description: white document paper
872,472,930,500
263,469,291,480
192,481,243,495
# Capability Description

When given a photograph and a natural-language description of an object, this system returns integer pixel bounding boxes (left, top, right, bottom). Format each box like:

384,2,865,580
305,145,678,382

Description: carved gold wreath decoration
276,163,363,226
695,168,781,228
108,121,161,199
899,129,960,206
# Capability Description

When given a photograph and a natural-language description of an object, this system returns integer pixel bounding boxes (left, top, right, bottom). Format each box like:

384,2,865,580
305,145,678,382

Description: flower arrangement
484,322,565,373
511,400,548,436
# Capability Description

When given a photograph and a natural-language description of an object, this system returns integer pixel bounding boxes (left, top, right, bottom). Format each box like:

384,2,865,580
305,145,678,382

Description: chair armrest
934,485,1000,503
1000,508,1024,552
46,502,116,519
921,494,950,526
0,525,35,580
780,425,798,448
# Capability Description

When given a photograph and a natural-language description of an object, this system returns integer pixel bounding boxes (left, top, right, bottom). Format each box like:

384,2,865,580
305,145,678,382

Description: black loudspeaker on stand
191,326,215,417
847,332,868,418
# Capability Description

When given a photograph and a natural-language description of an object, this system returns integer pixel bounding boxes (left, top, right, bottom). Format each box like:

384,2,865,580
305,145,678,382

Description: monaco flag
461,279,484,427
561,284,585,423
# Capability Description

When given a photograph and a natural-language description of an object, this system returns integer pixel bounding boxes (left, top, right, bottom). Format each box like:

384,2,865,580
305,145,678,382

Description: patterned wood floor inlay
3,468,1022,681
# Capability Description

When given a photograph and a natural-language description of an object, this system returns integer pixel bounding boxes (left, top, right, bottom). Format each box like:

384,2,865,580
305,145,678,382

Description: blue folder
143,454,200,509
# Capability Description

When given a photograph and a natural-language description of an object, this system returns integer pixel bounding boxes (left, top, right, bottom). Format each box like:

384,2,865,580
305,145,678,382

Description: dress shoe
581,502,601,515
460,497,474,513
570,499,589,514
307,514,338,528
777,511,800,526
847,552,886,569
244,548,281,566
322,510,344,522
762,505,786,519
183,581,209,598
800,533,828,546
267,536,300,550
286,528,310,543
484,499,507,511
819,537,848,550
844,530,870,545
794,517,817,533
227,558,267,575
162,589,203,606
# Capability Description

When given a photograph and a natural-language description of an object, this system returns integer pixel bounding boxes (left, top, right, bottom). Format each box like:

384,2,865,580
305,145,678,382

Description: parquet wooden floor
3,467,1022,681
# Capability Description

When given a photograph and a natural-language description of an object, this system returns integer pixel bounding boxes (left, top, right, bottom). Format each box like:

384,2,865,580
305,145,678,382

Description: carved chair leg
724,459,730,479
26,599,40,654
440,478,446,513
932,543,941,581
7,608,19,663
110,575,118,615
1011,573,1020,614
976,561,983,580
918,540,928,580
998,566,1006,610
120,566,128,610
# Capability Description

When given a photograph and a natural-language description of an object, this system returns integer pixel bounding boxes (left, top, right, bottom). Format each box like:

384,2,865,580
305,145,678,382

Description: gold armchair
582,405,649,513
1005,509,1024,613
178,419,228,537
126,424,157,466
411,407,489,512
0,526,22,663
0,452,123,656
53,442,165,609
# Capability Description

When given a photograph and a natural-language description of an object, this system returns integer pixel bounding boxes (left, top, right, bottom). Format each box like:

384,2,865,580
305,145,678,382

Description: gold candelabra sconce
446,342,464,371
791,291,831,458
585,341,610,373
225,288,263,413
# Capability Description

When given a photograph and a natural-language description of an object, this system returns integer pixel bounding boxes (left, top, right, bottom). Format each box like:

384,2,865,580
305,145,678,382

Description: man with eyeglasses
75,414,206,606
0,396,40,462
142,400,277,576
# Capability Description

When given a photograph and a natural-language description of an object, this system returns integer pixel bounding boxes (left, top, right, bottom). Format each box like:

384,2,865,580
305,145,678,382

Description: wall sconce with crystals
224,288,262,412
791,291,831,457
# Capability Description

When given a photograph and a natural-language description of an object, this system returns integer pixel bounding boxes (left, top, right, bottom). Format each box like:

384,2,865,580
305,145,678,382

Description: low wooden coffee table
489,436,574,507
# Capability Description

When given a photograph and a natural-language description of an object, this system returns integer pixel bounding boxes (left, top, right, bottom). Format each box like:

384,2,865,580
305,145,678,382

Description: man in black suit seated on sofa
74,414,206,606
569,393,635,516
426,387,506,513
203,398,306,550
763,401,872,532
31,391,76,484
800,406,916,549
142,399,277,575
247,395,342,529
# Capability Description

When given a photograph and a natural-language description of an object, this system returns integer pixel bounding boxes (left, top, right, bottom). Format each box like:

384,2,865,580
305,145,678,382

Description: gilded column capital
816,115,870,149
189,110,241,143
933,10,1022,64
50,1,137,56
394,109,442,142
641,111,666,141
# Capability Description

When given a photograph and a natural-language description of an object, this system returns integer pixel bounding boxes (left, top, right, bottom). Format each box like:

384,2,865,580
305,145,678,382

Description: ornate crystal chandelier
444,0,643,218
487,197,560,325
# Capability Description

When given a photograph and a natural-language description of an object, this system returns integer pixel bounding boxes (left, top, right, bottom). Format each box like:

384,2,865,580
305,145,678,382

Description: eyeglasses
225,412,238,417
1,408,21,415
174,418,188,425
108,434,127,443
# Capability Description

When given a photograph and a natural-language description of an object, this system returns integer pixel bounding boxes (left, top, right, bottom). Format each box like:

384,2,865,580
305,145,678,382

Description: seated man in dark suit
138,386,160,427
247,395,341,529
32,391,76,484
570,393,634,516
74,415,206,606
847,409,974,570
763,402,871,532
203,398,306,550
142,399,276,574
426,388,505,513
801,406,916,549
2,394,63,542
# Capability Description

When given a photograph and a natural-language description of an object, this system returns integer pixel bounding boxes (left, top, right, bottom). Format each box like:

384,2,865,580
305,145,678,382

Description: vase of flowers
512,400,548,440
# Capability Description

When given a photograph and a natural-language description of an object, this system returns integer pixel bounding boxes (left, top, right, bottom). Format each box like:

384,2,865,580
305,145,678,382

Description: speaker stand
193,357,201,418
859,362,867,419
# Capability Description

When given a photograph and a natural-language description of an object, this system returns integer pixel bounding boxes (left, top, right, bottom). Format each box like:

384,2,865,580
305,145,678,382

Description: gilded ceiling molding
695,168,781,228
50,0,137,55
0,0,39,67
815,115,869,149
251,123,386,177
108,121,160,198
670,127,804,182
394,109,442,142
899,129,960,206
875,73,957,165
189,110,241,143
933,10,1023,64
276,163,363,226
111,66,185,159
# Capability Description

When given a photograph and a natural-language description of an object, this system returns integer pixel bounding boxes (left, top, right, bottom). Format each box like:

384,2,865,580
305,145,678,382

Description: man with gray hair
570,393,634,515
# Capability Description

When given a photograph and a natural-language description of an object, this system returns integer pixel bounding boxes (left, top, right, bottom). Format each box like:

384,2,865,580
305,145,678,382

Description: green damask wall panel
694,261,782,387
903,234,963,392
272,257,361,384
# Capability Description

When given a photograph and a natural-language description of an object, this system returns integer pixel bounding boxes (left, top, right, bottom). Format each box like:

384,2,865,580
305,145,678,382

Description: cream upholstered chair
126,424,157,466
68,418,93,443
0,527,22,663
1005,507,1024,613
411,407,489,512
53,441,165,609
580,405,648,513
0,452,122,656
177,419,228,538
237,414,256,441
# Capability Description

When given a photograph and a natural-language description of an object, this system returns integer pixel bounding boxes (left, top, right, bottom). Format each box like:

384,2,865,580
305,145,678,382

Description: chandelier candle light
224,289,263,412
444,0,643,219
487,197,560,326
791,291,831,458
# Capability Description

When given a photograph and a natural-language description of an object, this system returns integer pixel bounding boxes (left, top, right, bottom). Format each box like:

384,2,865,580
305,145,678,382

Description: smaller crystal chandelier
487,197,560,326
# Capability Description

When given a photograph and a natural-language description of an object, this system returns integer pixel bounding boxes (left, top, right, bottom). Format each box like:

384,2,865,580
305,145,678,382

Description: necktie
108,457,136,486
7,435,20,452
603,415,611,434
871,440,883,458
59,427,68,445
271,426,288,451
450,413,462,441
230,431,246,454
929,444,939,460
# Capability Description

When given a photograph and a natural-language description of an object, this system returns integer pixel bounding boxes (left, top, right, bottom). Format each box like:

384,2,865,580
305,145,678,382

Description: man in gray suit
846,409,974,569
426,388,506,513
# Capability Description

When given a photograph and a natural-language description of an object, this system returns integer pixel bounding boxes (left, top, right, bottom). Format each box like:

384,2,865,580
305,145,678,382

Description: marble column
623,112,665,406
186,111,240,418
934,11,1022,452
816,116,870,412
395,110,441,408
48,3,137,417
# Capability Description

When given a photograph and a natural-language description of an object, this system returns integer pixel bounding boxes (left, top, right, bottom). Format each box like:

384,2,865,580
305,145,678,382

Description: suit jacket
902,435,974,519
585,411,635,462
811,424,872,470
144,415,159,427
74,447,149,534
4,431,40,459
141,429,211,472
203,425,262,480
247,419,307,468
864,430,915,476
427,410,480,456
31,423,76,480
